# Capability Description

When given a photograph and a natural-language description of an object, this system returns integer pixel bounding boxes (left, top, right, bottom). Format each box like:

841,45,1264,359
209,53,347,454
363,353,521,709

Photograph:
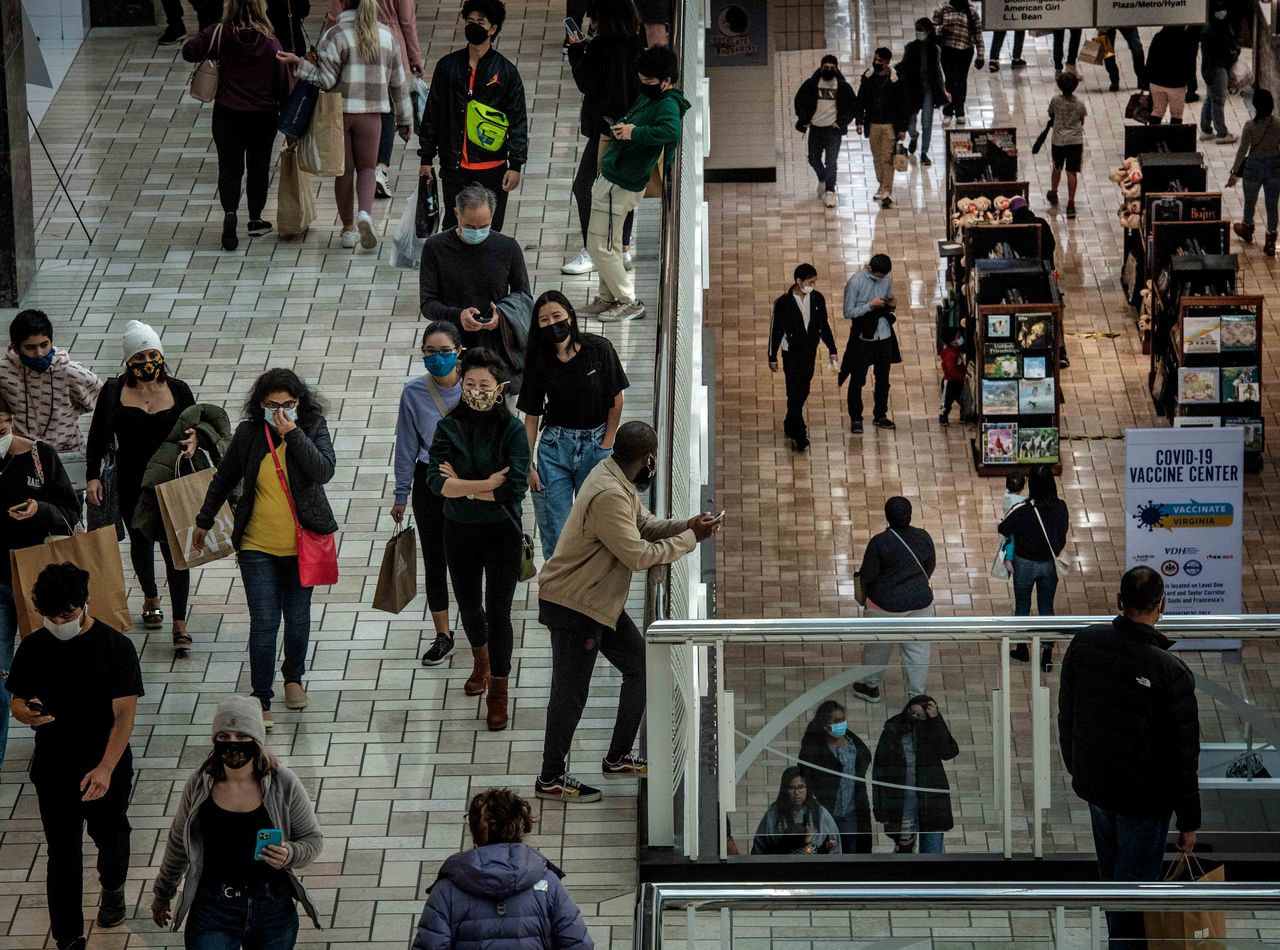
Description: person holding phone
152,696,324,948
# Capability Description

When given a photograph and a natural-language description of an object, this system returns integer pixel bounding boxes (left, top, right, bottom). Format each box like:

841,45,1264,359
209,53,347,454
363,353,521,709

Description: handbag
500,505,536,582
297,90,346,177
155,456,236,570
893,142,908,173
87,438,125,542
188,24,222,103
278,79,320,139
1033,504,1071,577
1125,91,1152,124
990,538,1012,580
416,172,440,239
853,570,865,607
264,425,339,587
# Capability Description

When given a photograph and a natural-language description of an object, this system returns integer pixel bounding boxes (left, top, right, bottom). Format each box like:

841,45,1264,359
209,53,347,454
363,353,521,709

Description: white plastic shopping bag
387,188,426,269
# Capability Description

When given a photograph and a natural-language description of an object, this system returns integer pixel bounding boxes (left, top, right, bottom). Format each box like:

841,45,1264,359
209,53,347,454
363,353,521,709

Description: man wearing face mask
793,55,857,208
840,254,903,433
6,562,143,950
853,48,909,208
534,421,722,803
768,263,838,451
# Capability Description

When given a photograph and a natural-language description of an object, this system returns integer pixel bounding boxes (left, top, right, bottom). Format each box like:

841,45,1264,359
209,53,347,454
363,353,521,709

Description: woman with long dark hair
751,766,841,855
932,0,984,126
194,370,338,727
798,700,872,854
1228,89,1280,256
518,291,628,559
998,463,1069,671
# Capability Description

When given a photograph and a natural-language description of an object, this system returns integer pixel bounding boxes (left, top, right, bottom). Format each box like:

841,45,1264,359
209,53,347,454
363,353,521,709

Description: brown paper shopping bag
373,525,418,614
155,463,236,571
9,526,133,635
1144,854,1227,949
277,145,316,239
297,91,345,177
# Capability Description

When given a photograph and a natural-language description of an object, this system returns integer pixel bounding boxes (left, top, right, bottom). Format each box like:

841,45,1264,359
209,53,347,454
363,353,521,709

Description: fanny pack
466,100,510,153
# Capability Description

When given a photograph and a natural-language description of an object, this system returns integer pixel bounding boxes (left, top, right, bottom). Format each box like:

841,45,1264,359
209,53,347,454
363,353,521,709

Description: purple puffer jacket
411,843,594,950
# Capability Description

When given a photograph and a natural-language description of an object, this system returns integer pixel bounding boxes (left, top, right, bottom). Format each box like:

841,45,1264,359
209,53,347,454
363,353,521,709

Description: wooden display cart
1145,219,1233,354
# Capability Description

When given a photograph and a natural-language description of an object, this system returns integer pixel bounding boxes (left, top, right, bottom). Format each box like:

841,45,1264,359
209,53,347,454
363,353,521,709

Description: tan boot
464,646,490,696
486,676,509,731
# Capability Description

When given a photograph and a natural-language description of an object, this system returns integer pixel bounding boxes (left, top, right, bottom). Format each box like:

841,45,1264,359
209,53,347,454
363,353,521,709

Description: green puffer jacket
601,87,691,193
131,403,234,542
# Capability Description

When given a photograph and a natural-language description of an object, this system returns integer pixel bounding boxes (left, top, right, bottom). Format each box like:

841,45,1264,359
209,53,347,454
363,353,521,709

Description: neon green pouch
466,100,509,152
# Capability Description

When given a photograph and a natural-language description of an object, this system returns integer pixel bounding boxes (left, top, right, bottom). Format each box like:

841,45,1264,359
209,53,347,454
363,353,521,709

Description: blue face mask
827,721,848,739
424,352,458,377
19,348,55,373
460,226,491,245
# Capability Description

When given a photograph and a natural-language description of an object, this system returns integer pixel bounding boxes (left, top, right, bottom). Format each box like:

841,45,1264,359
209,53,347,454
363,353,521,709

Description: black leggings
940,46,975,114
127,525,189,621
573,135,634,247
411,463,449,614
443,517,521,677
211,105,279,218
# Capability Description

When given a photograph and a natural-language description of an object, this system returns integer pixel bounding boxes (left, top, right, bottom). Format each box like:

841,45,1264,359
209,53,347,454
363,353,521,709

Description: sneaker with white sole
852,681,882,703
1200,129,1220,141
580,295,618,315
601,753,648,777
374,168,392,199
816,182,826,200
421,633,455,666
341,229,359,249
1216,133,1237,145
535,773,602,803
823,191,836,208
561,248,595,275
356,211,377,249
872,191,885,202
599,299,646,321
623,250,634,271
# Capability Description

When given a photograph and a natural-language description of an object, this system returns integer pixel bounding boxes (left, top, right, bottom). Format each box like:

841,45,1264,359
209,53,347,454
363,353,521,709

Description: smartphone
25,699,46,715
476,304,494,324
563,17,582,40
8,502,28,514
716,509,726,521
255,828,284,860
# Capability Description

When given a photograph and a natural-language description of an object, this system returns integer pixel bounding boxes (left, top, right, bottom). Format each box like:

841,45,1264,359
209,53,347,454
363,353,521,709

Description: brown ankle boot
1234,221,1255,244
464,646,490,696
486,677,509,731
1266,232,1277,257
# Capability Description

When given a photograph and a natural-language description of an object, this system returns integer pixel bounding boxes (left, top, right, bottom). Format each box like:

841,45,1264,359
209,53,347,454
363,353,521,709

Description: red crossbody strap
264,424,302,531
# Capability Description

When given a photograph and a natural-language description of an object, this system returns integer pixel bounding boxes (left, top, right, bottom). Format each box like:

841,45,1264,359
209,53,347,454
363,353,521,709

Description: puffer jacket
0,347,103,452
412,843,593,949
131,403,234,542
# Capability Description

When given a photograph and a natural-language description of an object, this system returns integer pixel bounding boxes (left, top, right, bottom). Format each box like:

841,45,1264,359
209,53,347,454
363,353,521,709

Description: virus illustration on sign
1133,501,1166,532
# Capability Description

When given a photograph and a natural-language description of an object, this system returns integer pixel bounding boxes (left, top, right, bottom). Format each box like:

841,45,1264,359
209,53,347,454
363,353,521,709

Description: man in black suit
768,263,838,451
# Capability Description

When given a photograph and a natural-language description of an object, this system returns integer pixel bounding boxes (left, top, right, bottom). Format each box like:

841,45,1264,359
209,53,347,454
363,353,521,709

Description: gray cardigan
153,765,324,930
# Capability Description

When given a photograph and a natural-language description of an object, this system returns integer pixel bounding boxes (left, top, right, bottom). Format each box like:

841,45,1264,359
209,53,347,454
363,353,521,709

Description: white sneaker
356,211,377,249
1217,133,1238,144
375,169,392,199
823,191,836,208
580,295,618,315
341,229,359,249
955,115,967,127
1200,130,1219,141
599,299,647,321
623,250,634,271
562,248,595,275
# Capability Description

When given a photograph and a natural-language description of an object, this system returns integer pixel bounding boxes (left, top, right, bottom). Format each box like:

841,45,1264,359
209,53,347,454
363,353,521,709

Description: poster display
1125,428,1244,615
984,0,1094,30
706,0,767,66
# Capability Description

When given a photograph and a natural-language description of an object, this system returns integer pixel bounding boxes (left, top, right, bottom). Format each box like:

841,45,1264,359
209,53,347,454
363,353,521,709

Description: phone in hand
8,502,29,514
563,17,582,40
255,828,284,860
715,509,727,522
25,699,46,715
602,115,618,136
476,304,494,324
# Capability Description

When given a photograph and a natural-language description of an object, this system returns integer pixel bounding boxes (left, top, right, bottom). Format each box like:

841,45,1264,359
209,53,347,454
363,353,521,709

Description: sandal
142,608,164,630
172,624,192,649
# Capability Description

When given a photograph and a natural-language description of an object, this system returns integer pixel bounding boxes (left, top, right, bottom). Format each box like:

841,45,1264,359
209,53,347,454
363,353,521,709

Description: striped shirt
932,3,984,58
295,10,411,121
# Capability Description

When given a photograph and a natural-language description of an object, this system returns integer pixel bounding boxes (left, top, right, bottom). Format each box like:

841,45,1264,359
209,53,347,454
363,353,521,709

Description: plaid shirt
296,11,411,123
932,3,984,59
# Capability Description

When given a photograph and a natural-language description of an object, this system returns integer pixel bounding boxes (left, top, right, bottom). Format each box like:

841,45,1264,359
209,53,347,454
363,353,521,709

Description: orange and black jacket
418,46,528,173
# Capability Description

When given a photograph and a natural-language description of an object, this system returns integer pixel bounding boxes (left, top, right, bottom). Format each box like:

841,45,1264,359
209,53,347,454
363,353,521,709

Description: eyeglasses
264,400,298,411
423,347,456,356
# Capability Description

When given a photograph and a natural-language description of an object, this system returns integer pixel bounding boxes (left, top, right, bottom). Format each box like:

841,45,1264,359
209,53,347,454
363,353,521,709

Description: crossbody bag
264,424,339,587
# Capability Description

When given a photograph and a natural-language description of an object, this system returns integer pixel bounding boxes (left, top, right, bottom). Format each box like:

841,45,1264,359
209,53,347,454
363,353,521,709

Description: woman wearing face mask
518,291,628,561
798,700,873,854
931,0,983,127
899,19,949,167
86,320,198,649
872,695,959,853
151,696,324,948
751,766,841,855
391,321,463,667
193,370,337,728
427,348,530,731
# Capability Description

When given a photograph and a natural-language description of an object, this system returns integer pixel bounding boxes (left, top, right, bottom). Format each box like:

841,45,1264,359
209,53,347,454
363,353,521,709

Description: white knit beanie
122,320,164,363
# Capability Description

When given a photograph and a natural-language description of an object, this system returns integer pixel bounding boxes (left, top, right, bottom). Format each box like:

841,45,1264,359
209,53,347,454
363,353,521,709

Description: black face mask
464,22,489,45
216,739,256,770
632,456,656,492
821,68,837,79
539,321,571,345
639,82,665,99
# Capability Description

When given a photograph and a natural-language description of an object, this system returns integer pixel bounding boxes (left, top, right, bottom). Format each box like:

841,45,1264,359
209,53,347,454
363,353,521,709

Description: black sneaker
602,753,648,778
852,681,882,703
535,773,602,803
850,420,863,434
97,887,126,928
920,154,932,166
938,413,949,427
57,940,87,950
1045,190,1059,206
158,25,186,45
1011,58,1027,69
792,437,810,452
221,212,238,251
421,633,455,666
908,136,918,154
873,417,896,429
247,219,273,237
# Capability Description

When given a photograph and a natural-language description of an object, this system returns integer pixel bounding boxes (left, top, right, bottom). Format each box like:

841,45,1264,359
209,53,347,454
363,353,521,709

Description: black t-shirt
198,798,288,889
4,620,144,777
516,334,629,430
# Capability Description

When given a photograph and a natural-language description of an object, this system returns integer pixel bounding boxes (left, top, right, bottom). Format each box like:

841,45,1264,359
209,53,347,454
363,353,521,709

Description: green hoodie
601,87,692,193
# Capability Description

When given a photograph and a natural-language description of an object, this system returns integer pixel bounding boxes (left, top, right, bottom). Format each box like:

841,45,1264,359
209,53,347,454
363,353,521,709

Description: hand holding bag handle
264,424,339,587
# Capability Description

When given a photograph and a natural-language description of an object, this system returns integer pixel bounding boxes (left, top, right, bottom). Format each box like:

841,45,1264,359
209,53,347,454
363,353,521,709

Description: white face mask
0,433,11,457
800,285,814,296
45,610,83,641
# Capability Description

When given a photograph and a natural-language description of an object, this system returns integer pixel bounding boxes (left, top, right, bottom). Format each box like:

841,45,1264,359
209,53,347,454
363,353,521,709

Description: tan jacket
538,456,696,629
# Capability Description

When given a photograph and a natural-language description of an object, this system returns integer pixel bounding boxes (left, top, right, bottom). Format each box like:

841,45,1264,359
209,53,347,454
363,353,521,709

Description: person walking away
1228,89,1280,256
584,45,690,322
853,47,909,209
193,369,338,728
565,0,646,274
86,320,197,649
1199,3,1238,145
266,0,311,55
851,496,936,703
751,767,841,854
151,696,324,946
412,788,594,948
794,54,857,207
5,562,142,950
937,329,966,426
998,463,1069,671
1145,26,1190,125
840,254,902,433
1059,567,1200,948
392,321,464,667
1052,29,1083,75
1045,70,1087,219
988,28,1026,72
279,0,412,250
535,421,722,803
426,348,531,731
768,263,838,451
798,700,873,854
418,0,528,233
872,695,959,853
1102,26,1146,92
159,0,223,45
519,291,628,560
899,20,949,167
184,0,291,252
932,0,983,126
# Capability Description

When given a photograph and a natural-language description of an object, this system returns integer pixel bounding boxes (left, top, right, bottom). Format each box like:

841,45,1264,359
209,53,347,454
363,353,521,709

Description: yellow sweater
240,444,298,556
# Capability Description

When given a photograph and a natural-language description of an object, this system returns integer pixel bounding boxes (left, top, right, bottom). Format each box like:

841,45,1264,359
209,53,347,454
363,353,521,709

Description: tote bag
9,526,133,636
264,426,339,587
277,144,316,239
372,523,418,614
155,458,236,570
1144,855,1226,949
297,90,345,177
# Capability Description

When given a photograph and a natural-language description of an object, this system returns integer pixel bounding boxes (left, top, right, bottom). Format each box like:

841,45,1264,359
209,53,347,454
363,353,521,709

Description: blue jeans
918,832,945,853
1012,555,1058,616
0,581,16,767
1200,66,1229,136
532,424,611,560
238,550,312,710
1242,175,1280,233
1089,805,1171,947
185,887,299,950
908,90,935,158
806,126,843,192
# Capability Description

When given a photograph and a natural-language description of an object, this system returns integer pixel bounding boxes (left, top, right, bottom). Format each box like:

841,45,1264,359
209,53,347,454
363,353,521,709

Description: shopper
998,464,1069,671
193,369,338,727
932,0,983,126
519,291,628,560
160,0,223,45
266,0,310,55
899,19,949,167
1009,195,1057,268
1101,27,1146,92
988,29,1026,71
1200,4,1238,145
768,264,838,452
5,562,143,950
751,766,841,855
1146,26,1191,124
418,0,528,233
584,44,690,322
1045,70,1087,219
412,788,594,948
1059,567,1200,948
1052,29,1083,75
794,54,857,207
151,696,324,947
183,0,290,251
1180,24,1202,103
798,700,873,854
280,0,412,250
839,254,902,434
936,330,968,427
427,348,530,732
535,421,721,803
86,321,197,649
872,695,959,854
565,0,646,273
1228,89,1280,256
853,47,909,208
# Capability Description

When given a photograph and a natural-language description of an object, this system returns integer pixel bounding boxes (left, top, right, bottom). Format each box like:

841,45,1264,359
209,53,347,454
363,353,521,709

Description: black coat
837,314,902,385
1010,209,1057,269
1059,616,1201,831
853,69,909,136
419,47,528,172
897,38,947,113
858,524,936,612
768,291,838,361
568,33,647,139
794,68,857,132
872,705,959,834
798,727,873,853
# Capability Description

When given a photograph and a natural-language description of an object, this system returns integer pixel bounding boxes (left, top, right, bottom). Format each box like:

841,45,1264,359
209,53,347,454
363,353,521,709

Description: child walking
937,331,966,426
1045,71,1087,218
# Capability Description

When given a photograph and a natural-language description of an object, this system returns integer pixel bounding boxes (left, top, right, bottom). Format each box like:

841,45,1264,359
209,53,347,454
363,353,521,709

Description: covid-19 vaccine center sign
1125,428,1243,615
985,0,1206,32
